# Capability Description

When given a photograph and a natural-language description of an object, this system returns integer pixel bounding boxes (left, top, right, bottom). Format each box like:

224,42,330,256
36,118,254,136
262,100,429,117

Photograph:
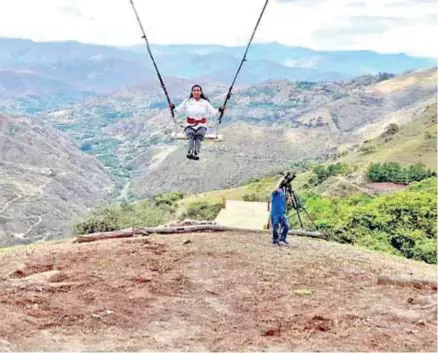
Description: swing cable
128,0,179,125
218,0,270,124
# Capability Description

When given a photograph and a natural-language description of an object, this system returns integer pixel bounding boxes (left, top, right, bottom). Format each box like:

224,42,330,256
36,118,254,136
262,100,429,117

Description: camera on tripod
279,171,296,190
276,171,316,230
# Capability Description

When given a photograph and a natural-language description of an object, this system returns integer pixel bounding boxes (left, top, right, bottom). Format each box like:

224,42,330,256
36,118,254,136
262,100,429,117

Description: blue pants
271,215,289,243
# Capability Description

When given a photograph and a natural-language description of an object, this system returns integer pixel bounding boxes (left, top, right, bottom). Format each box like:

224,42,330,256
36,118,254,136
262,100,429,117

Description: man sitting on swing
169,85,225,160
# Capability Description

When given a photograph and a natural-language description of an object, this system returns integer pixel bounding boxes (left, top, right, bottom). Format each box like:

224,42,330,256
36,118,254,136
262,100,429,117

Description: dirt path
0,232,436,351
0,194,23,214
0,178,51,240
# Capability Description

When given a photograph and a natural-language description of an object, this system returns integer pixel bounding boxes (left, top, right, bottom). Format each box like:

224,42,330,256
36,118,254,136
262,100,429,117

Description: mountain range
0,38,435,109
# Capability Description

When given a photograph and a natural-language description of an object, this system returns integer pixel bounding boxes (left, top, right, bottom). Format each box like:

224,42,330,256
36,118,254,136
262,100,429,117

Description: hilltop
0,231,436,351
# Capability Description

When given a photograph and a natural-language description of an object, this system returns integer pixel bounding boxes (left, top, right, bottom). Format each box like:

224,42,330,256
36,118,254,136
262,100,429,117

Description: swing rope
128,0,180,127
128,0,270,131
218,0,270,124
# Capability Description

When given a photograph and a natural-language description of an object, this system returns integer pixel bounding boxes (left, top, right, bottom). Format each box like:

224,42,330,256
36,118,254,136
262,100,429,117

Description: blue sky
0,0,436,57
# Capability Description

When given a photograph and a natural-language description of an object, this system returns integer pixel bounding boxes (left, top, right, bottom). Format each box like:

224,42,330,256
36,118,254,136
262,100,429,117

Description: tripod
281,183,317,230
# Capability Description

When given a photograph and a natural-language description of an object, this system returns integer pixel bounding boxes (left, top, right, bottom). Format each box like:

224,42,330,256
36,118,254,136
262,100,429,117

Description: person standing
270,176,291,246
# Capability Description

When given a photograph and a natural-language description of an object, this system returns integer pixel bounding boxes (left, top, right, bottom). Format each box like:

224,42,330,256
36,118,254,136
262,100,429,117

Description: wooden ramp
215,200,270,230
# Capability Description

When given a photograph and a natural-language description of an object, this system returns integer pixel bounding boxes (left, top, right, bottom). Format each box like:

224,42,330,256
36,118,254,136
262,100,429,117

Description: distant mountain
123,42,435,76
0,114,114,247
0,38,434,106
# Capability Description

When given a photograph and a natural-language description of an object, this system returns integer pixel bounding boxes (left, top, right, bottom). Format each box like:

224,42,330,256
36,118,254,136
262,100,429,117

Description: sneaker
192,151,200,160
273,241,280,247
187,150,194,159
280,239,289,245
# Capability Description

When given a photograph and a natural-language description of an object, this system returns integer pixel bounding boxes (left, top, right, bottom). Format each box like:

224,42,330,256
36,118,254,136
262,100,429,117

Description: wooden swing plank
170,132,224,141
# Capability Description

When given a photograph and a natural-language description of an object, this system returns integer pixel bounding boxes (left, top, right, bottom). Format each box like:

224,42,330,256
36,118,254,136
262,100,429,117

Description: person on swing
169,85,225,160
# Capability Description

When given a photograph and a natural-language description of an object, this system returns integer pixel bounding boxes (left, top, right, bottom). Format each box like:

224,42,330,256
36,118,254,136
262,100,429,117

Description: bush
73,206,120,235
72,197,178,235
152,192,184,206
312,162,349,185
303,178,437,263
179,201,223,221
367,162,436,183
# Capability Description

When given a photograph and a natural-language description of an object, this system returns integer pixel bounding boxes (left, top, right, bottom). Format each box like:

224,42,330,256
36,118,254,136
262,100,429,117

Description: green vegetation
298,178,437,264
311,162,354,184
179,201,223,221
367,162,436,183
72,192,184,235
73,192,221,234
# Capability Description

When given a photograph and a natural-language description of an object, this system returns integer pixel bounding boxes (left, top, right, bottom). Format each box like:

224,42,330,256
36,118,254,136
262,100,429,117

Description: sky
0,0,436,57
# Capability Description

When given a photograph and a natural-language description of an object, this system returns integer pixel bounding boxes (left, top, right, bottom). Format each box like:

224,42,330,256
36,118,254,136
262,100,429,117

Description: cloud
422,13,438,25
0,0,435,57
58,6,94,21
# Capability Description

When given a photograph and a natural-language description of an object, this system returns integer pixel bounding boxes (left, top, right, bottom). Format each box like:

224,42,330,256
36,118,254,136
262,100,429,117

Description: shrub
72,197,178,235
312,162,350,185
302,178,437,263
367,162,436,183
179,201,223,221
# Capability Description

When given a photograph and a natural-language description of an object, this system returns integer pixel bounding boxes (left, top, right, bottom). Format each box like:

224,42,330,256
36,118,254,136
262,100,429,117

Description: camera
279,171,296,189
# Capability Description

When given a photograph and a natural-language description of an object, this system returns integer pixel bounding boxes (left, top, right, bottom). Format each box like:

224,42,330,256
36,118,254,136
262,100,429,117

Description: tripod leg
295,206,304,229
302,207,318,230
291,193,304,229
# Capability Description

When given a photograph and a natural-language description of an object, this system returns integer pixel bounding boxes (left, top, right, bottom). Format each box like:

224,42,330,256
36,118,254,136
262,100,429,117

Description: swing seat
170,132,224,142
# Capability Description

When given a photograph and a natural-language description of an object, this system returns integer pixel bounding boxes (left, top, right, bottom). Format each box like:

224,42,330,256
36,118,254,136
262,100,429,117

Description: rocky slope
0,115,114,247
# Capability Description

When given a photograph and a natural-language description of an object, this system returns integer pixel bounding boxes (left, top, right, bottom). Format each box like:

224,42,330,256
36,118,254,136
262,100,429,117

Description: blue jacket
270,189,286,217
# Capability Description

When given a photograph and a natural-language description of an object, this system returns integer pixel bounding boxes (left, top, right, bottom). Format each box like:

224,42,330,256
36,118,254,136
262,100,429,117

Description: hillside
72,67,435,197
0,232,436,351
174,98,437,205
0,115,114,247
346,103,437,169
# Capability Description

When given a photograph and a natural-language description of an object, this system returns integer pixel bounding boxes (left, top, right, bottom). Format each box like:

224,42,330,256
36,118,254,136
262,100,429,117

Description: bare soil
0,232,436,352
364,182,409,194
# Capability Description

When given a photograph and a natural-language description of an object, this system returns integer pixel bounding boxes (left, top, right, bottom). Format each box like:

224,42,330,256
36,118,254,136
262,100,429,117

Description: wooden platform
215,200,270,230
170,132,224,142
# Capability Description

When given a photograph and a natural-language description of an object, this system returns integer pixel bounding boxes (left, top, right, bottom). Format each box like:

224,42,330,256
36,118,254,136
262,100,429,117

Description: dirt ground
0,232,436,352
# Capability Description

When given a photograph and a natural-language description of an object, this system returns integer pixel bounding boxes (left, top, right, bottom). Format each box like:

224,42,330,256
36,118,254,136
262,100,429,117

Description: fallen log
74,228,133,243
74,225,326,243
134,224,265,235
377,275,437,290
